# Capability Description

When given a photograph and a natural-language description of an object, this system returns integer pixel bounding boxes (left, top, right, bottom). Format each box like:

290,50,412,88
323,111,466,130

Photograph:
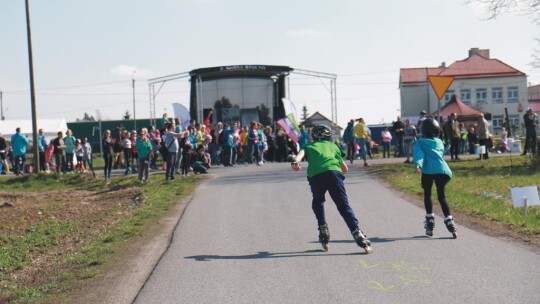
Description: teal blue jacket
413,138,452,179
136,137,153,159
11,132,29,157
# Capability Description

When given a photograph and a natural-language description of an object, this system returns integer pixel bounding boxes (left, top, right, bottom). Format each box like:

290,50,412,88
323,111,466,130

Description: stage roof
190,65,293,80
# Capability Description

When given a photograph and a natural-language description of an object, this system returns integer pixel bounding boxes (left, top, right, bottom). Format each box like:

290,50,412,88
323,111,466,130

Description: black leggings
181,153,191,175
103,153,112,178
421,173,452,217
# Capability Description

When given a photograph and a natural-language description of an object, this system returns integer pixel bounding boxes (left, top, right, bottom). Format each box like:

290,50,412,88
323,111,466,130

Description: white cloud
285,29,329,37
110,65,155,79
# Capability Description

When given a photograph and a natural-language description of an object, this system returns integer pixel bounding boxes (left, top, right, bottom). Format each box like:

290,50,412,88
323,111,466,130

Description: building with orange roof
400,48,528,134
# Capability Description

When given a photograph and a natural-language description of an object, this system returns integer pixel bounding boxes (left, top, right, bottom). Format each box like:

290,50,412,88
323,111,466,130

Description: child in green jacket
291,125,372,253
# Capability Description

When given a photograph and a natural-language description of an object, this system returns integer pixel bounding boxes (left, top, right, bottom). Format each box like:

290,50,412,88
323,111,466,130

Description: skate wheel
322,243,329,252
364,246,373,254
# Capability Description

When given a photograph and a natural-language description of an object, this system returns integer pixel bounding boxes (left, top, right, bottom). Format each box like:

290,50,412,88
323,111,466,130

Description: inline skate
352,228,373,254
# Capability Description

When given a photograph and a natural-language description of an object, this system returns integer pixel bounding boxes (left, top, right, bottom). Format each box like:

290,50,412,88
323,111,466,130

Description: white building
399,48,528,134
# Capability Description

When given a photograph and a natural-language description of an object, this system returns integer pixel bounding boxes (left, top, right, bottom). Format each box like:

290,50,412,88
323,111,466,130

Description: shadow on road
185,250,365,261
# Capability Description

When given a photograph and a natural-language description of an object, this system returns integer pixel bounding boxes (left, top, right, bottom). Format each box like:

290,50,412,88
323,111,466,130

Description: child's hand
415,168,421,174
291,162,301,171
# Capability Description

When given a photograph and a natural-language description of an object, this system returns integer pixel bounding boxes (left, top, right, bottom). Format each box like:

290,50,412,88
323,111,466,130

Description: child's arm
340,161,348,174
291,150,305,171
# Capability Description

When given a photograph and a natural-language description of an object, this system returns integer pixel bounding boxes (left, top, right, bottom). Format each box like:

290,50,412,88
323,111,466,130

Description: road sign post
427,76,454,120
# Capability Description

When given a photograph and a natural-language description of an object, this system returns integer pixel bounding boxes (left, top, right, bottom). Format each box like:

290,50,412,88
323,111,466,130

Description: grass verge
373,156,540,235
0,173,197,303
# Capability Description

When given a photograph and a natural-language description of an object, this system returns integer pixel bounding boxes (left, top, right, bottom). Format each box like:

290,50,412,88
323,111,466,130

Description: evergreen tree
301,105,309,122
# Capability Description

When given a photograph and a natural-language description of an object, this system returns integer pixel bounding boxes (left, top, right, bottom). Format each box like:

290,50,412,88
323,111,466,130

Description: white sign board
511,186,540,207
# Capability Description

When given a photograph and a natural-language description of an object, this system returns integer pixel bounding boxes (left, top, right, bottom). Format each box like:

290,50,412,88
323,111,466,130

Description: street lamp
270,75,279,119
132,71,136,130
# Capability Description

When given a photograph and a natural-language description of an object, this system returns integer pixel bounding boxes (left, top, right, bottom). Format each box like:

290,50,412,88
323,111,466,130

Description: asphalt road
134,161,539,304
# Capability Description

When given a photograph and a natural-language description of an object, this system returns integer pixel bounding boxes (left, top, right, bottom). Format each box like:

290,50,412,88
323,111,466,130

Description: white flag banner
172,103,191,130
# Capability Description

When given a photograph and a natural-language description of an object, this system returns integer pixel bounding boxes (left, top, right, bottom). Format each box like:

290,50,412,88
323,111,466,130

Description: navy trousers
308,170,360,232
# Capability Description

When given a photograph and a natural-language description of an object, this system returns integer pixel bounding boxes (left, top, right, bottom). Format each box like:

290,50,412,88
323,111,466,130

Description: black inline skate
352,228,373,254
318,224,330,251
424,216,435,237
444,216,458,239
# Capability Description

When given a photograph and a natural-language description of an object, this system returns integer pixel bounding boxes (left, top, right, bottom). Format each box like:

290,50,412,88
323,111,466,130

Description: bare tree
467,0,540,67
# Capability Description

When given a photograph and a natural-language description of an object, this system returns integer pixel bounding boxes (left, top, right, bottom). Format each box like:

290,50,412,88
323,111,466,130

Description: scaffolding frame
147,67,338,126
290,68,338,125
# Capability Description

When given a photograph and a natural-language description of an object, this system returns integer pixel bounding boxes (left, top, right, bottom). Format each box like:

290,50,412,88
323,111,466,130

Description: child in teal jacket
413,118,457,238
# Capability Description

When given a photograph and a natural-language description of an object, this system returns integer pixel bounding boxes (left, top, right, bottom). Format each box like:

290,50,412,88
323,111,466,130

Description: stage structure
148,65,337,127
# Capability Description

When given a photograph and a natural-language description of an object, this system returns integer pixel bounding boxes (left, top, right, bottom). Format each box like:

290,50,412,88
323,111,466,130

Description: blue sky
1,0,538,128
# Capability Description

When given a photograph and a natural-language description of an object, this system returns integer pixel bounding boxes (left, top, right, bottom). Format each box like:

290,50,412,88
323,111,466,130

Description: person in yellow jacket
353,118,370,167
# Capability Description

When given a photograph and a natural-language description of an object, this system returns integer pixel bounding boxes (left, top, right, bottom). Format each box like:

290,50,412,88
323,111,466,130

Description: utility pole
0,90,4,120
25,0,40,173
132,71,136,130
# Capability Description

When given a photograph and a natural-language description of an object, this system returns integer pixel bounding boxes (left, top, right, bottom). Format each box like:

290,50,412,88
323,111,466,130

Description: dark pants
421,173,452,217
181,153,191,176
222,146,232,166
138,157,149,181
382,142,391,158
524,129,537,155
123,148,132,174
103,153,112,179
83,158,94,174
55,153,66,173
39,151,48,171
450,138,460,159
308,170,360,232
166,152,177,178
13,154,26,175
346,141,355,163
66,153,74,172
394,135,404,157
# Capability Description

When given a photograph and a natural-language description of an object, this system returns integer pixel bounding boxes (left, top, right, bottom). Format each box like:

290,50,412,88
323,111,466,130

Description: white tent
0,119,68,143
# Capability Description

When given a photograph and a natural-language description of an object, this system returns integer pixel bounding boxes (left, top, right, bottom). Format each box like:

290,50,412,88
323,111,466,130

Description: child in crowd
82,138,94,176
291,124,373,253
136,128,153,183
122,130,132,175
381,126,392,158
413,118,457,238
179,130,192,177
467,127,478,155
74,139,84,173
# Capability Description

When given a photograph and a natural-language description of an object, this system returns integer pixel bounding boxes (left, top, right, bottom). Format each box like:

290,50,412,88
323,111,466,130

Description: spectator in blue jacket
38,128,49,172
11,127,29,176
343,119,355,164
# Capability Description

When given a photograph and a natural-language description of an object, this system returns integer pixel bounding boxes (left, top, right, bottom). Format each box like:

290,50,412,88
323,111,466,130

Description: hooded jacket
413,137,452,179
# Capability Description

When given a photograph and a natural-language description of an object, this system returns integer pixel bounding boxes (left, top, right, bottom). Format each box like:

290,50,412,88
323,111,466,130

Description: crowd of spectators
0,108,537,179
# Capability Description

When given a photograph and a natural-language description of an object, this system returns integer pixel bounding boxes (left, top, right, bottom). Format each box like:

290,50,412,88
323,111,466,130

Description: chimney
469,48,490,59
439,62,446,68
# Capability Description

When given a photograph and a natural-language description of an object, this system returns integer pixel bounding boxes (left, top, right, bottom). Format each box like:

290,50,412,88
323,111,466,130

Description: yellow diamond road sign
428,76,454,100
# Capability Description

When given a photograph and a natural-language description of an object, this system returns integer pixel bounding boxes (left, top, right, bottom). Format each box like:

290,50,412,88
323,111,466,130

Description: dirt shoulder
71,194,193,304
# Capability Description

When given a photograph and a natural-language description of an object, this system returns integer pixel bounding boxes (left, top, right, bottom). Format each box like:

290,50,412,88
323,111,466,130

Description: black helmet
421,118,440,138
311,124,332,141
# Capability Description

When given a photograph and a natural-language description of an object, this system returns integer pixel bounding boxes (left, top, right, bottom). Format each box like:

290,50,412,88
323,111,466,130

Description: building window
507,86,518,103
476,88,487,103
492,115,504,130
460,89,471,105
444,90,455,102
492,87,503,103
509,115,520,132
